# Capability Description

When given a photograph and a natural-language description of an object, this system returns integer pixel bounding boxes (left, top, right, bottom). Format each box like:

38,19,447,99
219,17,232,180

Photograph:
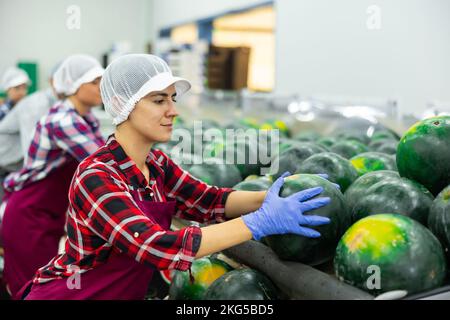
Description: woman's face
7,83,28,103
126,84,179,143
75,77,102,107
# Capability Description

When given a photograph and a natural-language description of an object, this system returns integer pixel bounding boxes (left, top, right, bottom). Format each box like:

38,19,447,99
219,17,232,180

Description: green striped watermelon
334,214,447,296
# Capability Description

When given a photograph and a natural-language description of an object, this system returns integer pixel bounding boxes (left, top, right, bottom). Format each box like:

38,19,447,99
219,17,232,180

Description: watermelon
428,185,450,264
369,139,398,155
375,141,398,155
264,174,351,266
169,256,233,300
187,158,242,188
350,152,397,176
271,143,328,179
348,175,434,225
293,131,321,142
206,136,269,179
330,140,369,159
296,152,359,192
204,269,280,300
198,119,222,130
335,131,370,145
239,117,260,129
370,130,400,142
317,136,338,148
277,139,302,154
233,176,272,191
271,120,290,137
224,122,249,131
173,116,185,126
334,214,447,296
396,116,450,196
260,119,290,138
344,170,400,209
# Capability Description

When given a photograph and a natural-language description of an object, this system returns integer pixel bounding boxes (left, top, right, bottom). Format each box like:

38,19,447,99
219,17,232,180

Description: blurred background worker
0,54,105,299
0,67,30,121
0,62,62,202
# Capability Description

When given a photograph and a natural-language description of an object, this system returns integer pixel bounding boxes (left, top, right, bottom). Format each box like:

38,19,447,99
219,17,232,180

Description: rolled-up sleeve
161,154,235,224
71,166,202,271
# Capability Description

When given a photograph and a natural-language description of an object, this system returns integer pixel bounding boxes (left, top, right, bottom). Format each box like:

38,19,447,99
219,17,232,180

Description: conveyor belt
223,240,374,300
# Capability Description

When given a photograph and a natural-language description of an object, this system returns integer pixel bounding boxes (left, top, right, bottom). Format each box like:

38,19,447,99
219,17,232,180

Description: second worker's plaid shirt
4,99,105,192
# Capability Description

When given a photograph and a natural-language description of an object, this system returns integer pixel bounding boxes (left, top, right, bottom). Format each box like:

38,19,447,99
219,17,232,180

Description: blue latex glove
242,172,331,240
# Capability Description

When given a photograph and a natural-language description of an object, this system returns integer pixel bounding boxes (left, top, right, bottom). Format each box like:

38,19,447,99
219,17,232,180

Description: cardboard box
207,46,250,90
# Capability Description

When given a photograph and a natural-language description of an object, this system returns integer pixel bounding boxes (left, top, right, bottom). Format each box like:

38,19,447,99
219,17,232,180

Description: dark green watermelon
334,214,447,296
376,141,398,155
264,174,350,266
206,135,269,179
317,136,338,148
296,152,359,192
224,122,249,131
173,115,185,126
335,131,370,145
198,119,222,130
277,139,303,154
369,139,398,155
204,269,280,300
239,117,260,129
169,256,233,300
271,143,328,179
293,131,321,142
187,158,242,187
233,176,272,191
368,139,388,151
260,119,291,138
348,176,434,225
330,140,369,159
428,185,450,264
350,152,397,176
370,130,400,142
396,116,450,196
344,170,400,208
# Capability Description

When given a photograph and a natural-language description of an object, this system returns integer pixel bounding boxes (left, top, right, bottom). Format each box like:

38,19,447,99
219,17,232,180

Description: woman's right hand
242,172,331,240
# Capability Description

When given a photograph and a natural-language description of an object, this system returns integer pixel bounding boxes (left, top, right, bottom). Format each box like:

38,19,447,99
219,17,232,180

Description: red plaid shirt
4,99,105,192
33,135,234,284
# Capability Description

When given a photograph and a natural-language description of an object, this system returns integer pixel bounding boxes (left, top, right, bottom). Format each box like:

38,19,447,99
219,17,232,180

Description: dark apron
24,188,175,300
1,159,79,299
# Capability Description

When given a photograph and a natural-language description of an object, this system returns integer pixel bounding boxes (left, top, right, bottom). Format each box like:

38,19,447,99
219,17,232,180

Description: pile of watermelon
158,115,450,299
167,255,280,300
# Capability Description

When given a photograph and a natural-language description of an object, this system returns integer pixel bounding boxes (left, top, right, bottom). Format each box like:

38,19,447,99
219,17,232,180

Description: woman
0,67,30,121
0,62,62,202
23,54,331,300
1,54,105,299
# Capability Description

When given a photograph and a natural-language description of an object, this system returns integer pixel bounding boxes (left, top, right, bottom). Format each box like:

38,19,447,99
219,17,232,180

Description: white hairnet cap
100,54,191,125
53,54,104,96
1,67,31,91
